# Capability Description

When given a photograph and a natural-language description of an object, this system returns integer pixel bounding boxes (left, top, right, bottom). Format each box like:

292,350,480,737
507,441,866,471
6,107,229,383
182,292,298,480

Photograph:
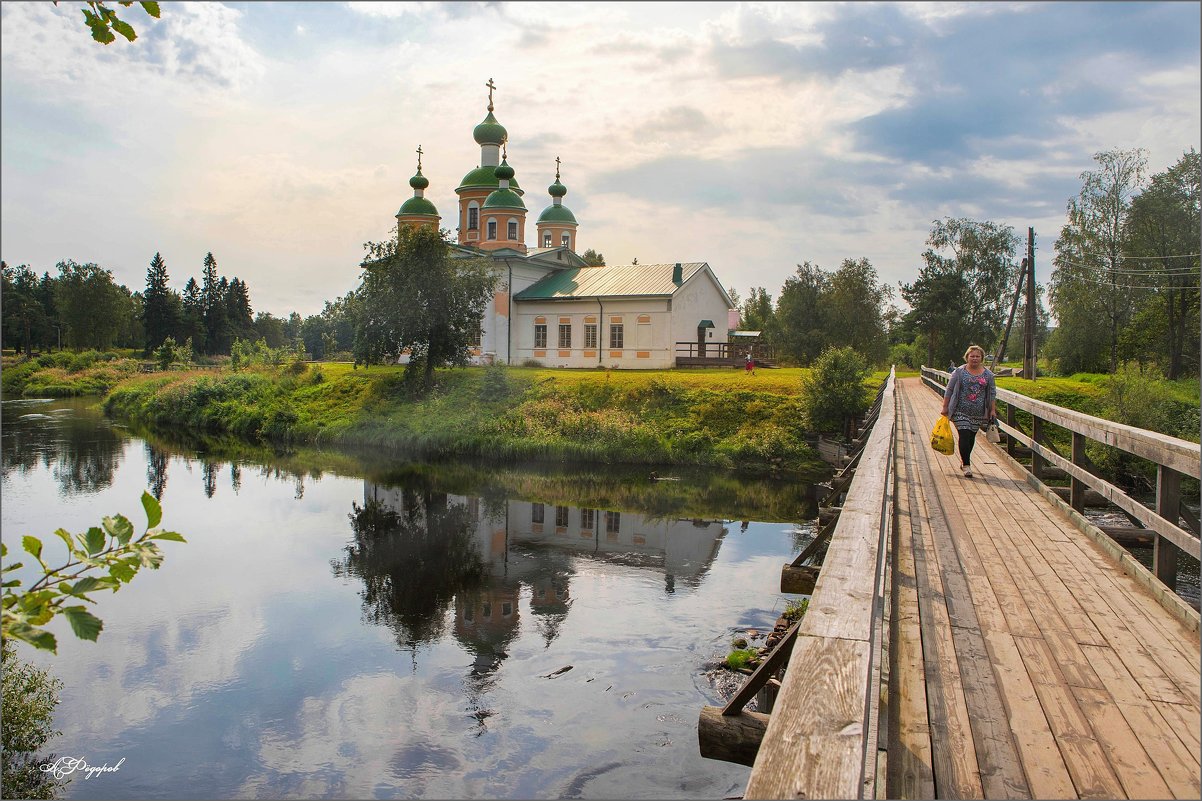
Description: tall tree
825,258,892,365
775,262,830,366
739,288,778,343
253,312,288,349
1122,149,1201,378
53,260,126,350
225,277,254,344
141,252,177,355
180,277,205,355
1050,148,1148,373
353,226,498,389
2,264,52,355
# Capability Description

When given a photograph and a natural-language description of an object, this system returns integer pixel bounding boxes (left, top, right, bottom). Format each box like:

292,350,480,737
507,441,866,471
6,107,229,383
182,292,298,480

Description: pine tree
142,252,177,356
181,277,206,355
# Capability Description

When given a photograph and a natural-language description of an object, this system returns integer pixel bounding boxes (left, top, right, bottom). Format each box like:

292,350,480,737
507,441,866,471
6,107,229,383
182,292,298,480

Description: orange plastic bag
930,415,955,455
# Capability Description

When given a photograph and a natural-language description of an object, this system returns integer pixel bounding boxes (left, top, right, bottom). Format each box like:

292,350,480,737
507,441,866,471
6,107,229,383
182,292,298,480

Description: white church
391,81,734,370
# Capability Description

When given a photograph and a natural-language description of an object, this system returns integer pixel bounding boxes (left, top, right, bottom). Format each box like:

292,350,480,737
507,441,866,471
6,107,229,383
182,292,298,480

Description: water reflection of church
359,482,729,668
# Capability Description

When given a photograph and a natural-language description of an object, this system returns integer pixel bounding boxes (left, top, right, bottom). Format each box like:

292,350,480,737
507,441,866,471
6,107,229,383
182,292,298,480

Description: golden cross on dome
555,156,561,180
416,144,423,171
485,78,496,111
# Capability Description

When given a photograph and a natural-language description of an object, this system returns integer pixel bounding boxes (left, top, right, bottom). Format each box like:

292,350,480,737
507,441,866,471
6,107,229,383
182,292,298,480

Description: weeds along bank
102,363,831,477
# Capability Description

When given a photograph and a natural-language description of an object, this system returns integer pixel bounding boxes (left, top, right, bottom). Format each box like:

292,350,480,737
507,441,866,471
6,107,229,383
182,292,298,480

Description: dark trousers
957,428,977,466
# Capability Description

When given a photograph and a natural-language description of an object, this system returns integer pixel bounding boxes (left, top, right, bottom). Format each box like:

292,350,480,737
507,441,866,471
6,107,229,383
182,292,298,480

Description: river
2,396,823,800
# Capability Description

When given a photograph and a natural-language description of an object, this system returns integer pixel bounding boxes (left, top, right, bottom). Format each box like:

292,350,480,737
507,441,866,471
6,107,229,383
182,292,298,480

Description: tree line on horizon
732,147,1199,379
3,150,1196,382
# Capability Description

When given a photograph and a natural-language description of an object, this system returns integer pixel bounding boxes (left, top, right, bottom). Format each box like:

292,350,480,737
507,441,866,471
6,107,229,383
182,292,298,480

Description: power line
1053,258,1199,276
1052,271,1201,291
1074,251,1200,260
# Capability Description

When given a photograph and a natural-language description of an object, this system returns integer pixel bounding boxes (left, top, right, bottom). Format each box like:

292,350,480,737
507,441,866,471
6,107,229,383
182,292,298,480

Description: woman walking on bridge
940,345,997,478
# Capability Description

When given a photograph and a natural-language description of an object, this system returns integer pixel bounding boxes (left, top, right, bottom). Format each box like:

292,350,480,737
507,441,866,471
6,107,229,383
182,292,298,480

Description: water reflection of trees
334,494,486,648
1,401,127,495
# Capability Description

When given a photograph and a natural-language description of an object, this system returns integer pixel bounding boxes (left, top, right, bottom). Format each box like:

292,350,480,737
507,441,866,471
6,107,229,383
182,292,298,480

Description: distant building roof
731,330,762,338
514,262,711,300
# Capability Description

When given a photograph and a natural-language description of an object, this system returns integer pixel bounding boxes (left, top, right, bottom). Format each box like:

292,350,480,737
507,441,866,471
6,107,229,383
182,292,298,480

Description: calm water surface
1,397,821,800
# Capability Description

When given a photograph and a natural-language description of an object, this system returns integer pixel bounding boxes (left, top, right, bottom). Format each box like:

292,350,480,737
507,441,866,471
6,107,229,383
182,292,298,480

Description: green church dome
409,171,429,191
537,204,577,224
457,165,522,192
495,159,515,181
397,196,438,216
473,112,507,146
483,188,526,210
548,179,567,198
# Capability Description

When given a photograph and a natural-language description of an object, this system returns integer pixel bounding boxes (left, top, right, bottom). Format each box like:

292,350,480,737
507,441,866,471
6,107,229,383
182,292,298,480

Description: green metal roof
458,165,522,192
397,196,438,216
514,262,708,301
482,187,526,210
697,319,715,328
536,204,577,224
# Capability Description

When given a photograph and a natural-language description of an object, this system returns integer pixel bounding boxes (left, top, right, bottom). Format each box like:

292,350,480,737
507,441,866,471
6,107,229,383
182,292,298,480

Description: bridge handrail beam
745,367,896,800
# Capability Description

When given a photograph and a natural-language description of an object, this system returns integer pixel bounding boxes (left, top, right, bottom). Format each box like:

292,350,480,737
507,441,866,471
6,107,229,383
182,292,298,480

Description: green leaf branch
2,492,185,653
52,1,161,45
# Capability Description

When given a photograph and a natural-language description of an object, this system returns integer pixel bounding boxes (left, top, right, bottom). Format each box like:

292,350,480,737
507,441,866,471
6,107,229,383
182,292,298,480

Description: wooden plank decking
890,376,1201,799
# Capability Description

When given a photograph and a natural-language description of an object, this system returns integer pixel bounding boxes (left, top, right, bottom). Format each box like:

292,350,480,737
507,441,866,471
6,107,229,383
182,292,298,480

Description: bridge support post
1005,404,1017,457
1070,432,1086,512
1155,466,1181,590
1030,416,1045,479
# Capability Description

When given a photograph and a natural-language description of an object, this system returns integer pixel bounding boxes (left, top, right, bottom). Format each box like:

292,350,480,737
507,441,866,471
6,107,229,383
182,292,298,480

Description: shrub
1,642,63,800
798,346,873,437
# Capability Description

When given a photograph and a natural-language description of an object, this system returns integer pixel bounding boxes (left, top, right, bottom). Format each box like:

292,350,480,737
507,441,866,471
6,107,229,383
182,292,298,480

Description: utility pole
992,259,1025,369
1023,227,1036,380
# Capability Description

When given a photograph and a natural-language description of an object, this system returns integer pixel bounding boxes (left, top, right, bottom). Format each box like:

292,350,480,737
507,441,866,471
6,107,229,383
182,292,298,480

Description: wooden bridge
700,368,1200,799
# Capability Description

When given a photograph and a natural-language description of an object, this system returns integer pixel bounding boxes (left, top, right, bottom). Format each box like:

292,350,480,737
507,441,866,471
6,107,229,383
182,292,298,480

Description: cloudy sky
2,1,1198,318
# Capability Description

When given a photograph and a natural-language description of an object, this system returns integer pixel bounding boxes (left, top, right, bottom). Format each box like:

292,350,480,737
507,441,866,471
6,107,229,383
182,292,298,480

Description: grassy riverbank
102,362,841,477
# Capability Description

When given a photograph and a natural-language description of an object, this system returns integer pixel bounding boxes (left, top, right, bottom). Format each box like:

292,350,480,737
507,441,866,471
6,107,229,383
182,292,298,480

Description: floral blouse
946,366,995,432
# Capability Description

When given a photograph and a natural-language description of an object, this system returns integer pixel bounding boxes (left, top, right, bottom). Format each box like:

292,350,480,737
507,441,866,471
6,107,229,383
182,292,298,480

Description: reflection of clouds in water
236,672,477,799
53,604,264,736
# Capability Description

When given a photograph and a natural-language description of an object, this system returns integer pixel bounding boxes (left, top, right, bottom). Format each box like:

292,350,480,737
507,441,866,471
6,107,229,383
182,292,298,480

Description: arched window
543,232,552,248
467,203,479,231
487,219,497,240
507,219,518,240
561,232,571,247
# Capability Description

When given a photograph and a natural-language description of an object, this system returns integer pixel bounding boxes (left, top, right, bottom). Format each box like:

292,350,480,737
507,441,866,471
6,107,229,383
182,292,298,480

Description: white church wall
669,268,732,355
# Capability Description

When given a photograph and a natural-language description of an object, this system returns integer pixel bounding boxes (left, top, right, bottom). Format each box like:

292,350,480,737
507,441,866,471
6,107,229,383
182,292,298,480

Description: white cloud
2,2,1198,316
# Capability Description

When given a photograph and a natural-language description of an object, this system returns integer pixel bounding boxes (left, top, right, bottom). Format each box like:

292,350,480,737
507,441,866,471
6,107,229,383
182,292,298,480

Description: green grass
101,362,852,477
725,648,760,671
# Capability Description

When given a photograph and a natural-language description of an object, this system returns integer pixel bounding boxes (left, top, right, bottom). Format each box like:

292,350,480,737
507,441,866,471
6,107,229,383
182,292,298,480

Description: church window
468,326,482,347
561,233,570,247
487,220,497,240
555,506,569,527
581,508,596,529
508,220,518,240
605,510,621,533
543,232,552,248
468,206,479,230
534,324,547,348
609,324,624,349
531,503,544,524
558,324,571,348
584,324,597,349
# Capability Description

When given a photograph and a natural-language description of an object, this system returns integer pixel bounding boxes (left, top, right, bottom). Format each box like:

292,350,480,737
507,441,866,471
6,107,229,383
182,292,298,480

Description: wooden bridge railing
921,366,1201,607
739,367,897,799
